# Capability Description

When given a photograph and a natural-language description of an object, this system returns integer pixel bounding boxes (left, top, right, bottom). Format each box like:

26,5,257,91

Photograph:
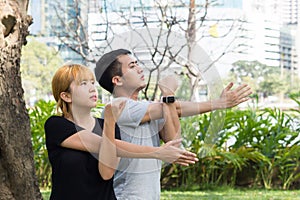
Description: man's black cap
95,49,131,93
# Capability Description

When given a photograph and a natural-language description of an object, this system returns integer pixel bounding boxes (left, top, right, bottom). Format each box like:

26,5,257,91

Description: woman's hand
155,139,198,166
99,98,126,180
104,98,127,122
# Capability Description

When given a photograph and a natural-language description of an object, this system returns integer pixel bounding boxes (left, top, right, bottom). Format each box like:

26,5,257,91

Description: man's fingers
239,97,251,104
177,152,199,163
182,151,197,158
234,84,252,98
174,161,189,166
235,84,250,93
174,155,198,166
168,138,183,146
224,82,234,91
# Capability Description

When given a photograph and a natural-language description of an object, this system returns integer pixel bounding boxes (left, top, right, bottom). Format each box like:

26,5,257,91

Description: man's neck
114,89,140,100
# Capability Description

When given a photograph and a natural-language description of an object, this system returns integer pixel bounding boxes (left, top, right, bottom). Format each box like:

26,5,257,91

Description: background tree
228,60,287,101
0,0,42,199
50,0,245,101
21,37,63,105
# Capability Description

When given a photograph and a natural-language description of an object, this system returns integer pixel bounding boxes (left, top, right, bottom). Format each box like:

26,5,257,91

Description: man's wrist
210,99,224,110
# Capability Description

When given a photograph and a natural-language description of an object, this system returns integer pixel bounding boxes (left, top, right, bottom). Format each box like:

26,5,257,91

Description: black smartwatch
161,96,175,103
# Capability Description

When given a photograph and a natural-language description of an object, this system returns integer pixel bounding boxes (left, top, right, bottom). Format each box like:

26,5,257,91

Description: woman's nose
89,83,96,91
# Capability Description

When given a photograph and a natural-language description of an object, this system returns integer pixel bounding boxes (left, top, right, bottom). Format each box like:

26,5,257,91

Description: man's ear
112,76,123,86
60,92,72,103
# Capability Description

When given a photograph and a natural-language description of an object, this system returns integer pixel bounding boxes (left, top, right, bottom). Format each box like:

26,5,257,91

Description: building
28,0,87,63
243,0,299,73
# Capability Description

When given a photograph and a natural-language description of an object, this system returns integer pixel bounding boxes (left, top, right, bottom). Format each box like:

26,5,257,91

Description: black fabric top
45,116,120,200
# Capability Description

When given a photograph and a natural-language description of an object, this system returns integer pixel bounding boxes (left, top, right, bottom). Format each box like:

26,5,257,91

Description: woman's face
69,77,98,110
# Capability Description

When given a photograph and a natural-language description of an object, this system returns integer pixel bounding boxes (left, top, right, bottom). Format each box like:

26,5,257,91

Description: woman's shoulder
45,115,63,122
45,115,72,127
95,117,104,122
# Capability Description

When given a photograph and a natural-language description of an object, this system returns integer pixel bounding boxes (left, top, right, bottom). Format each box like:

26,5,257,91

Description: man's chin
137,84,146,91
141,84,147,89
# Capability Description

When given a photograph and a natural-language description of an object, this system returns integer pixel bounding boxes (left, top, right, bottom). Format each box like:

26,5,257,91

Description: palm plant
29,100,56,189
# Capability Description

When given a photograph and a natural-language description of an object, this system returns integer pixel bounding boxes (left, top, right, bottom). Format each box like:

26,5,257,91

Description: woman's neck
68,108,95,131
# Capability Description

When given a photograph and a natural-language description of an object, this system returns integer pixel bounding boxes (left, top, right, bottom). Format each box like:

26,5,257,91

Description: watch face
163,96,175,103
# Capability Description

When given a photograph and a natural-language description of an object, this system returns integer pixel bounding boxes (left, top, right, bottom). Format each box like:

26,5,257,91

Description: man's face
117,54,146,92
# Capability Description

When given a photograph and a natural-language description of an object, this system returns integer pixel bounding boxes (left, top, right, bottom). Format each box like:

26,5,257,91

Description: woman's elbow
99,166,115,180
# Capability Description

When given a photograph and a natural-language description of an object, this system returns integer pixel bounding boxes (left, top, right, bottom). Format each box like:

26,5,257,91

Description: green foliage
21,37,63,105
91,101,105,118
287,75,300,94
30,99,300,190
29,100,56,189
277,145,300,189
289,92,300,113
228,60,289,98
162,105,300,190
176,74,192,101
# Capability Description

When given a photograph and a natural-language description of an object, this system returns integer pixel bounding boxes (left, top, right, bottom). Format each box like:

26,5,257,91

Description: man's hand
156,139,198,166
158,75,179,96
214,82,252,109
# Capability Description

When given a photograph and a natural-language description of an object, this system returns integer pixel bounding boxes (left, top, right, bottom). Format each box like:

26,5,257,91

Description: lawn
160,189,300,200
41,188,300,200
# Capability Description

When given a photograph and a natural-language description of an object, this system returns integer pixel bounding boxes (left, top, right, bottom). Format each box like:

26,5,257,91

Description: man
95,49,252,200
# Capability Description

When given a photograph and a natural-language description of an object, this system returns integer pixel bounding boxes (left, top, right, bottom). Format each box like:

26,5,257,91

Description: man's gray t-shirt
113,98,162,200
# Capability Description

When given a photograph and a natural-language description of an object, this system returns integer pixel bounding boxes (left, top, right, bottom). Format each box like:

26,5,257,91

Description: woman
45,64,197,200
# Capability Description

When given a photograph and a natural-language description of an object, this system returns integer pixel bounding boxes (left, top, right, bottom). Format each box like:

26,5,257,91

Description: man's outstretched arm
140,82,252,122
176,82,252,117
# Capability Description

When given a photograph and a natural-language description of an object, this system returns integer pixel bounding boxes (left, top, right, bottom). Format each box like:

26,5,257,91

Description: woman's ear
112,76,123,86
60,92,72,103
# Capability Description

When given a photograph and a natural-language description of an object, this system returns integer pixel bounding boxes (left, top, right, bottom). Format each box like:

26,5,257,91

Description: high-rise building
243,0,298,72
281,0,298,25
28,0,88,63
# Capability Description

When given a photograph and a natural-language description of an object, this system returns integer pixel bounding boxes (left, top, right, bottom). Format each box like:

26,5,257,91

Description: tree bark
0,0,42,199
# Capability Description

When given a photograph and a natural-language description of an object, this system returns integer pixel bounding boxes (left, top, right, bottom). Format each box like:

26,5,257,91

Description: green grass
161,189,300,200
41,188,300,200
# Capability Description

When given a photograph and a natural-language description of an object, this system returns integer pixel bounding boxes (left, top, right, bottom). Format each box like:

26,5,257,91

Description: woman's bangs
74,66,95,84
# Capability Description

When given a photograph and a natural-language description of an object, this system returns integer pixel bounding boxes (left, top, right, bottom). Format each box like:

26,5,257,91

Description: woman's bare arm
61,130,198,166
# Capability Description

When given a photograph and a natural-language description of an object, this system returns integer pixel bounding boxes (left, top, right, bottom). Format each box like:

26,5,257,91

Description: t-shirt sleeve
44,116,78,148
117,99,149,128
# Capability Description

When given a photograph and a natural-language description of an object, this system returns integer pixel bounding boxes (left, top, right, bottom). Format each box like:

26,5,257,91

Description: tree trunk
0,0,42,199
187,0,197,100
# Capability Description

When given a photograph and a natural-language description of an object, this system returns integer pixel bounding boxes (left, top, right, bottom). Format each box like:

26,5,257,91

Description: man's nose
137,65,143,73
